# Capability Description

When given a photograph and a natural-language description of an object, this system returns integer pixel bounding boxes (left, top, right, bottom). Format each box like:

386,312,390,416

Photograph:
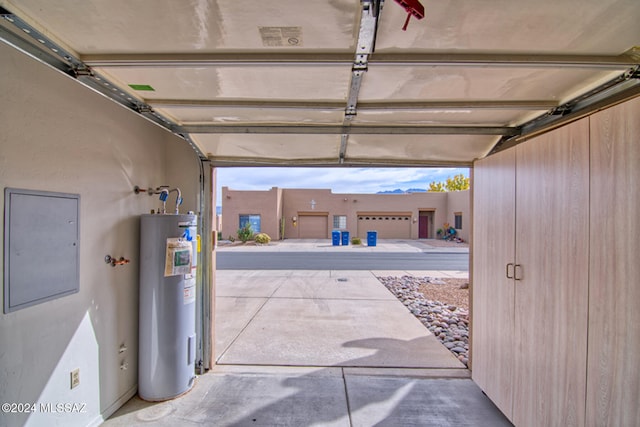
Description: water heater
139,213,197,401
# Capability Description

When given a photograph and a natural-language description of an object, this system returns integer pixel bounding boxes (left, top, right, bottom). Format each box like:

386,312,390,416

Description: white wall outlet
70,368,80,389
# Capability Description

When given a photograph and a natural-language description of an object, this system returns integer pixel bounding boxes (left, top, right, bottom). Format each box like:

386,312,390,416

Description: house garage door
357,214,411,239
298,215,328,238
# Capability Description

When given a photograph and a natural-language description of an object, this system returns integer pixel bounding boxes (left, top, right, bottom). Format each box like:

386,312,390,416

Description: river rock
378,275,470,367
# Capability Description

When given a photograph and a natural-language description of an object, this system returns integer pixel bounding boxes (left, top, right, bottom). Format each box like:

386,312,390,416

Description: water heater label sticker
164,238,193,276
184,278,196,304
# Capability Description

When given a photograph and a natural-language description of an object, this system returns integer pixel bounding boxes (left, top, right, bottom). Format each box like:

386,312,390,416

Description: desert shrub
237,224,253,243
254,233,271,244
351,237,362,245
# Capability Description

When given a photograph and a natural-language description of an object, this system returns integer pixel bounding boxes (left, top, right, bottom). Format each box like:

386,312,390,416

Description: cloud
216,167,469,204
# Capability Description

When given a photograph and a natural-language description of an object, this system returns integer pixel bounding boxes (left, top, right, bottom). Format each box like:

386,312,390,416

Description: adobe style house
221,187,470,242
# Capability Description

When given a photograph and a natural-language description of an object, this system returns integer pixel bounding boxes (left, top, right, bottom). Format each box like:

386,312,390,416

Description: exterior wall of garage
221,187,469,241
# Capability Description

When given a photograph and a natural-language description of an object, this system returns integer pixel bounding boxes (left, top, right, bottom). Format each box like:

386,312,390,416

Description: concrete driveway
215,269,464,368
104,241,511,426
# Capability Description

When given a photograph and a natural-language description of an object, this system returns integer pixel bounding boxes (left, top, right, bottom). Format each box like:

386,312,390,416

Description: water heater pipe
168,188,183,214
133,185,183,214
157,188,169,214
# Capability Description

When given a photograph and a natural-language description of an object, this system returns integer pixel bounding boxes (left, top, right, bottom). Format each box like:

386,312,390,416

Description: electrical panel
4,188,80,313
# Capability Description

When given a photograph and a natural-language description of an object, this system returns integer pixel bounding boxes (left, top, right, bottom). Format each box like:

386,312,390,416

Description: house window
454,213,462,230
333,215,347,229
239,214,261,233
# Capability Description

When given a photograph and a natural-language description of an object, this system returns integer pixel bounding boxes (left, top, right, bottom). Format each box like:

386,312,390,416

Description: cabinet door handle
506,263,514,279
514,264,523,281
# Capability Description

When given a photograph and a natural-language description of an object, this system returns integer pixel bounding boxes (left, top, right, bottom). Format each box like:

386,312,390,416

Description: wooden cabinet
473,119,590,426
513,119,590,427
473,97,640,426
471,147,516,420
587,97,640,426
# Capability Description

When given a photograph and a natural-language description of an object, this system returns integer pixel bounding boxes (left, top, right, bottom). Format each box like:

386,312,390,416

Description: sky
216,167,469,206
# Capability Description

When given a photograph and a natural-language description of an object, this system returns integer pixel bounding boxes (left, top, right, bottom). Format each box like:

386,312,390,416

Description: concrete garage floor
104,263,511,426
104,366,510,426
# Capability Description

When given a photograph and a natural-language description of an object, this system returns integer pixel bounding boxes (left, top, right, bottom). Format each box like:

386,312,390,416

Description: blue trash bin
341,231,350,246
367,230,377,247
332,230,341,246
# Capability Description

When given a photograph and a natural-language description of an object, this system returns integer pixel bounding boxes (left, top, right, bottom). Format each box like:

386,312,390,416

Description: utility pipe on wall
133,185,183,214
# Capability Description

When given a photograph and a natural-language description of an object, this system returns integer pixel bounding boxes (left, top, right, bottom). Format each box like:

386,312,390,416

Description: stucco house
221,187,470,242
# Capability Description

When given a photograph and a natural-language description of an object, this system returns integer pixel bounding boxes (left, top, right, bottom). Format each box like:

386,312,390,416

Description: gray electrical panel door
4,188,80,313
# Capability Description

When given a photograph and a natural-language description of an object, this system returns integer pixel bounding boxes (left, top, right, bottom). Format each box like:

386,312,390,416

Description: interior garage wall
0,42,201,427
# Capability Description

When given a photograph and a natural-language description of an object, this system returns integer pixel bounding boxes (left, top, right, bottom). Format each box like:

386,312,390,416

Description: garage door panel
193,134,341,160
357,215,411,239
299,215,328,238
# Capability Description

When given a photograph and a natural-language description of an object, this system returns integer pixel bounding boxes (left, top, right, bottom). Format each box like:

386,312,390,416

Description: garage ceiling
1,0,639,166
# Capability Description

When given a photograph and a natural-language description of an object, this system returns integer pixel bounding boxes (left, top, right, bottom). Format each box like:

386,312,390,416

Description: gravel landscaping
378,276,470,367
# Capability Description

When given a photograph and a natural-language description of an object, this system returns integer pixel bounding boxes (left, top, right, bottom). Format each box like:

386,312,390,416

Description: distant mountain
377,188,427,194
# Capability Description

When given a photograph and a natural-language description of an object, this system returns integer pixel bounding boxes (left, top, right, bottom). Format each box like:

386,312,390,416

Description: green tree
445,174,470,191
428,181,446,192
428,174,470,192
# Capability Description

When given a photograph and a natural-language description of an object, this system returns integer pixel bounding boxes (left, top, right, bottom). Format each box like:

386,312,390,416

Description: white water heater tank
138,213,197,401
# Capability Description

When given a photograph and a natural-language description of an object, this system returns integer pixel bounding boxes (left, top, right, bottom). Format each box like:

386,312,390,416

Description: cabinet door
514,119,590,427
587,97,640,426
472,147,516,421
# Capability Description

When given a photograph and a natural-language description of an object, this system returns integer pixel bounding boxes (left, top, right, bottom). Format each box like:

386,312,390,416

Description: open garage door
2,1,637,169
357,213,412,239
298,213,328,238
